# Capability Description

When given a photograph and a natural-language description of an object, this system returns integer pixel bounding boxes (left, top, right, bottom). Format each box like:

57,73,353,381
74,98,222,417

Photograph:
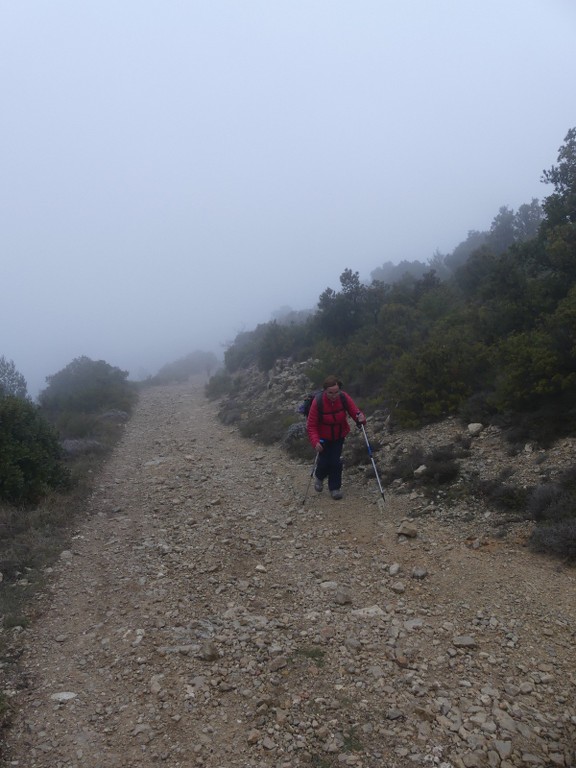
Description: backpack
297,391,321,417
298,390,347,418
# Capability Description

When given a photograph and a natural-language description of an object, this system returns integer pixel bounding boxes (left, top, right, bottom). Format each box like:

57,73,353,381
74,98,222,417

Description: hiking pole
360,424,386,510
302,452,319,506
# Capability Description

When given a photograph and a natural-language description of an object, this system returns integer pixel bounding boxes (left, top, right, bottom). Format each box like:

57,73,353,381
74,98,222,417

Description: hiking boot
314,477,323,493
331,489,343,500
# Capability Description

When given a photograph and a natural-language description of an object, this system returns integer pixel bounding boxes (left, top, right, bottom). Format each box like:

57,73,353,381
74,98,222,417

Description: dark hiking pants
315,438,344,491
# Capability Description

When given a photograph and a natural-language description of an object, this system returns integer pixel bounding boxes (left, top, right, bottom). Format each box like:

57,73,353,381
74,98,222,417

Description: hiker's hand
356,413,366,426
315,442,324,452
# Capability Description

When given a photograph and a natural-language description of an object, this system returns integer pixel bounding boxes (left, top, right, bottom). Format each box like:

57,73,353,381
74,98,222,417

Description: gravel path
2,382,575,768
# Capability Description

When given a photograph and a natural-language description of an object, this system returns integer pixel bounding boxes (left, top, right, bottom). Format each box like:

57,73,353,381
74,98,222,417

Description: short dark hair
323,375,342,389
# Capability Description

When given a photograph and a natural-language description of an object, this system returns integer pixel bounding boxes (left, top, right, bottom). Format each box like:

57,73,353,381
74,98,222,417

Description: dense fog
1,1,574,397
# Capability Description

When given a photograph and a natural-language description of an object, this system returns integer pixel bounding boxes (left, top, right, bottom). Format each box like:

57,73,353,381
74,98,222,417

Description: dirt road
2,382,575,768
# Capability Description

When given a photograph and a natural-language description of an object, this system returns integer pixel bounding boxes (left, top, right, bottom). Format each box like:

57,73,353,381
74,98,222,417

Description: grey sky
1,1,575,397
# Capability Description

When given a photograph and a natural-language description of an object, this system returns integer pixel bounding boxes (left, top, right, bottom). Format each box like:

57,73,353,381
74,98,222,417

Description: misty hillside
1,127,575,607
211,128,576,446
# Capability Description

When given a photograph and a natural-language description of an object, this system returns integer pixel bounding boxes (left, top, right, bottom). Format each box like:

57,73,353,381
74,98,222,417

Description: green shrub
384,446,426,484
281,421,310,460
468,477,530,514
218,402,243,425
205,370,234,400
0,356,27,399
499,400,576,447
383,444,461,487
0,397,70,505
344,433,381,468
557,465,576,492
529,519,576,561
39,356,137,435
423,446,462,484
238,410,292,445
54,412,100,439
285,437,313,461
527,483,563,521
526,472,576,560
459,391,497,424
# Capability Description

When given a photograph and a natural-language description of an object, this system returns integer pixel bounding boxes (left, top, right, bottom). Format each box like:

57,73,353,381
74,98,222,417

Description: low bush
39,356,137,434
219,405,243,426
52,411,100,440
285,439,313,462
526,472,576,561
383,443,461,487
205,371,234,400
468,477,530,514
424,446,462,484
526,483,563,521
383,446,426,485
459,391,497,425
238,410,296,445
282,422,310,461
529,519,576,561
0,397,71,506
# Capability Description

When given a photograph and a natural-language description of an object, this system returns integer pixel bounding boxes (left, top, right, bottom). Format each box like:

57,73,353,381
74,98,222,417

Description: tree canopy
0,356,28,399
216,128,576,443
0,396,70,505
39,356,137,417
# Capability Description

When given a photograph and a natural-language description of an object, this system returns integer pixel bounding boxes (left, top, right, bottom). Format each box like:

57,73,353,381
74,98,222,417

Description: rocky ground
1,380,575,768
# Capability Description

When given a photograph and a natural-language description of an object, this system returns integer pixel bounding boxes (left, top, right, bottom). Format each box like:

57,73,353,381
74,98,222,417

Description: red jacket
307,391,364,445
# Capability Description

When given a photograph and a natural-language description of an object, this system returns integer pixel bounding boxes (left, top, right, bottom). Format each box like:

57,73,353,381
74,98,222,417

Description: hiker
306,375,366,500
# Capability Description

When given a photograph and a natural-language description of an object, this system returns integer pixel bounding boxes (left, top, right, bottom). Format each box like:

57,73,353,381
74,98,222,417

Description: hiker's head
323,375,343,400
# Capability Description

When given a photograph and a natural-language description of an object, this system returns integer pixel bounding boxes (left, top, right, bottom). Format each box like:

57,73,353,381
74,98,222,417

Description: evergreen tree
0,396,70,505
0,356,28,399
